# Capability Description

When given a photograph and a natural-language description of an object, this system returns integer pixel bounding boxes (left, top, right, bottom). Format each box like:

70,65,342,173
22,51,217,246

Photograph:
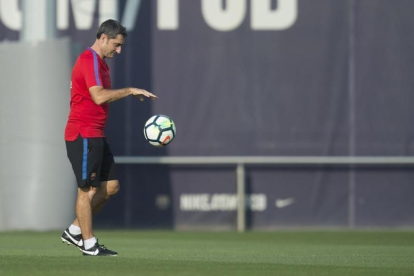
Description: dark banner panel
171,168,351,230
171,168,237,230
95,165,174,229
354,0,414,156
95,165,414,229
152,0,351,156
355,168,414,227
247,168,349,229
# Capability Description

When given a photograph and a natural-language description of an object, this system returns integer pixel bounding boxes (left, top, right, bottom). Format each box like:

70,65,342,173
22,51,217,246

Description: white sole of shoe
61,237,83,251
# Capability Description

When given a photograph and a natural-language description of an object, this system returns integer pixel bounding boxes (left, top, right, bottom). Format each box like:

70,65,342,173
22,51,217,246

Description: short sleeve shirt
65,48,111,141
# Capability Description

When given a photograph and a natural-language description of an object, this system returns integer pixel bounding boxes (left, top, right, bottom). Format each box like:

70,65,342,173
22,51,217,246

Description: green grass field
0,230,413,276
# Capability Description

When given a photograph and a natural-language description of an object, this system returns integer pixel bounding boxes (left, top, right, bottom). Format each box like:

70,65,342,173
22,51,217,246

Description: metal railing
114,156,414,232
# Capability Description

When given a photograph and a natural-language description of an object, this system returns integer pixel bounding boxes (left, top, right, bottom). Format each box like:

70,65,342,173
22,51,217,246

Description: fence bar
115,156,414,165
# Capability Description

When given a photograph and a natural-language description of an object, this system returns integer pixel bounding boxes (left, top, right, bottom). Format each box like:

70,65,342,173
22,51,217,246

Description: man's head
96,20,127,59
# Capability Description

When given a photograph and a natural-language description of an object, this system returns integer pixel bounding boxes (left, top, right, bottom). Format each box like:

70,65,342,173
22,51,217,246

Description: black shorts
66,135,117,188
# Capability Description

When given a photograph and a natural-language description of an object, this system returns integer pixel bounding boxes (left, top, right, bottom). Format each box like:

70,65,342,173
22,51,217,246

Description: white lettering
251,0,297,30
201,0,246,31
180,193,267,211
0,0,22,31
249,194,267,211
121,0,142,30
180,194,211,211
99,0,118,24
211,194,237,211
158,0,179,30
57,0,96,30
71,0,95,30
57,0,68,30
0,0,297,33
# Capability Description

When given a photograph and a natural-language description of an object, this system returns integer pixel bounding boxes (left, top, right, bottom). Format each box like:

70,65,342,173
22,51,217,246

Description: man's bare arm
89,86,158,105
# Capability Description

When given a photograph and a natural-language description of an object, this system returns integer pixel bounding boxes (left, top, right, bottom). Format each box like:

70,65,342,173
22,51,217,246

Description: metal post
348,0,357,229
236,163,246,233
349,167,356,229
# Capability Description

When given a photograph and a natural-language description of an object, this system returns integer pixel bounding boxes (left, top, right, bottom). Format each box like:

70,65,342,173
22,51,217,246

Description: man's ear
100,34,108,43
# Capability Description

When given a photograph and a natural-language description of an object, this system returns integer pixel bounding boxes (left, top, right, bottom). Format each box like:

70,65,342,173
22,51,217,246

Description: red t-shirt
65,48,111,141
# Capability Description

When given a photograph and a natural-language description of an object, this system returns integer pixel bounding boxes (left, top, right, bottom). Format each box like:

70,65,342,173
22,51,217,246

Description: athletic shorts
66,135,117,188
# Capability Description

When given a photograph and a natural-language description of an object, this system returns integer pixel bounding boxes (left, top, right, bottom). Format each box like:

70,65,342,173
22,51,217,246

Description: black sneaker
82,242,118,256
61,228,83,249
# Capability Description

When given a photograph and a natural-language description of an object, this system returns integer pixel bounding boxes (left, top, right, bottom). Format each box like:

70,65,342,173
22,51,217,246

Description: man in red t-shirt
61,20,157,257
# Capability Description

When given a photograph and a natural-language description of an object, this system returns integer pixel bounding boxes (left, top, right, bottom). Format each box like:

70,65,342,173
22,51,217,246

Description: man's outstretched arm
89,86,158,105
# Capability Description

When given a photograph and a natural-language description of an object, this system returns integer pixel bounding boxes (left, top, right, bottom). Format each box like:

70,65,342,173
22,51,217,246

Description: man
61,19,157,256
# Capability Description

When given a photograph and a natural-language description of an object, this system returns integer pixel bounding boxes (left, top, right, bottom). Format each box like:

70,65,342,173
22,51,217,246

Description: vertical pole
237,163,246,233
348,0,356,229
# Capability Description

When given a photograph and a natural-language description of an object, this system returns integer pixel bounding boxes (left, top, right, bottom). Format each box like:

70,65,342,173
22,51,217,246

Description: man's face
101,34,125,59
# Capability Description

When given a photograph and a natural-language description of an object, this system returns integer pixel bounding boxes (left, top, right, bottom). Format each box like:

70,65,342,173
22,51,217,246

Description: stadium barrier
114,156,414,232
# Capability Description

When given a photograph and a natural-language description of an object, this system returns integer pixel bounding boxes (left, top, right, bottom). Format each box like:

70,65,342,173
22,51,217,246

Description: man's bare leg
63,181,119,255
72,180,120,229
76,186,97,240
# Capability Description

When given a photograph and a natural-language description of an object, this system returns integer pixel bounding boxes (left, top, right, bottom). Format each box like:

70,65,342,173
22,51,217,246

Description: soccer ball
144,115,176,147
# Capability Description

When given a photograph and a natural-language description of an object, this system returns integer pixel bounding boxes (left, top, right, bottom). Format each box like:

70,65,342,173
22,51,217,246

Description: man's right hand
130,88,158,101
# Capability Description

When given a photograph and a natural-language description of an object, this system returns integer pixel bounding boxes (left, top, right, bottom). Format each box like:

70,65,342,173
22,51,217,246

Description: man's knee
78,186,98,201
106,180,120,197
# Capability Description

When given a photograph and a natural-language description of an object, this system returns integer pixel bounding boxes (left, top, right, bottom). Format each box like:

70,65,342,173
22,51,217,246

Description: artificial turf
0,230,413,276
